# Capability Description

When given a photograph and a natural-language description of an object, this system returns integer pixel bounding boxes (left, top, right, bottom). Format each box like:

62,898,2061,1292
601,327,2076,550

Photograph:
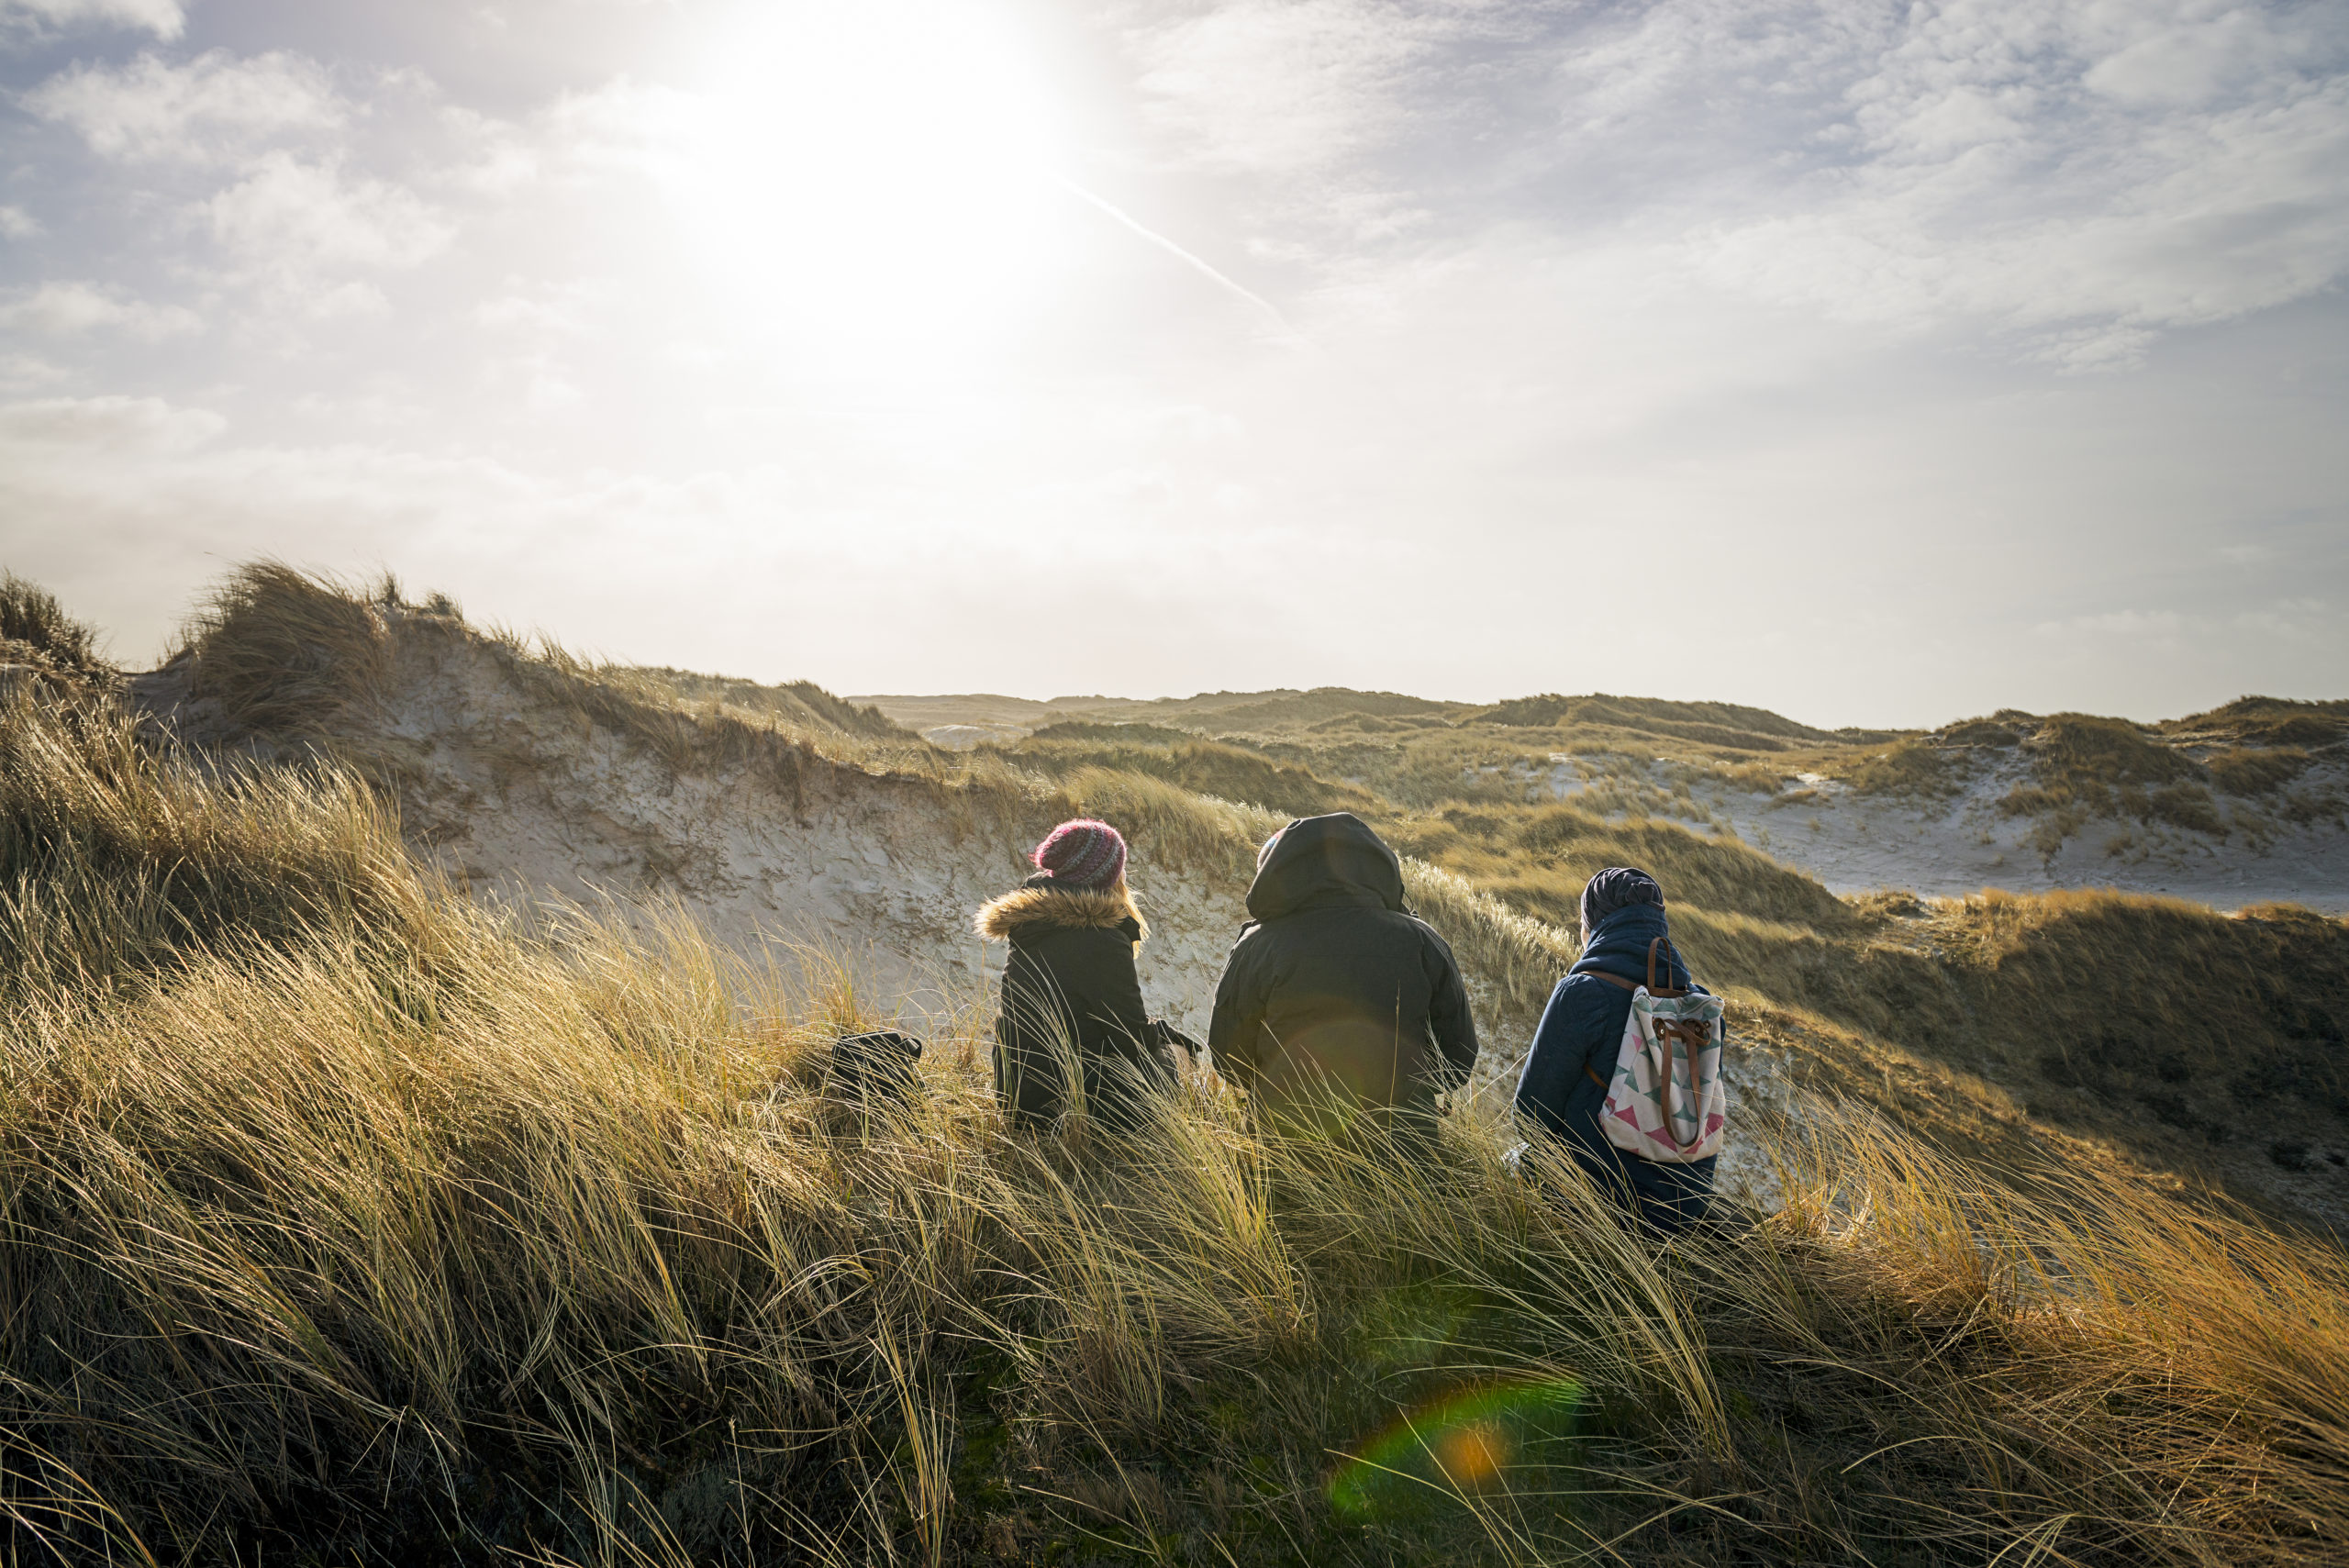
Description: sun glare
674,0,1072,378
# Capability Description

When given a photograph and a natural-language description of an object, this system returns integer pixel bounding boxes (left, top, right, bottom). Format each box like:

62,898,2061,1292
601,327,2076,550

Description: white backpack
1579,938,1728,1163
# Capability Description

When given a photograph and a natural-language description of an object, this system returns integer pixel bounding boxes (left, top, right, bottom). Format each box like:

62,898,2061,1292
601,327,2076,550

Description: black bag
825,1029,924,1105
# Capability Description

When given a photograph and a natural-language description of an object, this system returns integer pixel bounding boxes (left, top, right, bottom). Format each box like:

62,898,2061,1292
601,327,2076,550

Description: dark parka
1511,901,1716,1233
977,875,1175,1129
1207,814,1477,1129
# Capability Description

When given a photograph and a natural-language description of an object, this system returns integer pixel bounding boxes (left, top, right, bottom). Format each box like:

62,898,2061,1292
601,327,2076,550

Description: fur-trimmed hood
974,878,1148,942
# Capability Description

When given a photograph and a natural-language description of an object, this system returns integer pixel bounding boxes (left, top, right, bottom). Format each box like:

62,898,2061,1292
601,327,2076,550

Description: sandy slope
1532,753,2349,914
125,629,1397,1064
317,636,1253,1041
116,634,1813,1210
1731,773,2349,914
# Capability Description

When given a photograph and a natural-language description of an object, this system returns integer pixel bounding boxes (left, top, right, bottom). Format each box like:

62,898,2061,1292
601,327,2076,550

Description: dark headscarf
1577,866,1664,944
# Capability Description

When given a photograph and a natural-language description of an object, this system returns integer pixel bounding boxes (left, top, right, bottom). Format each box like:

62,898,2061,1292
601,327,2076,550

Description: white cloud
0,280,201,337
525,369,583,412
205,152,453,285
1132,0,1458,177
0,353,63,389
474,278,607,338
0,206,39,239
2083,8,2305,109
0,395,221,453
23,50,341,164
21,48,472,317
1116,0,2349,360
0,0,182,39
540,78,692,163
1667,22,2349,353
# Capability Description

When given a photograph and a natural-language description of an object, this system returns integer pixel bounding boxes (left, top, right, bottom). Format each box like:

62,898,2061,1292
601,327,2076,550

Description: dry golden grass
891,675,2334,860
183,560,398,735
0,686,432,1000
2020,714,2195,790
160,567,2349,1234
2210,746,2313,796
997,732,1378,821
615,664,914,740
3,685,2345,1565
5,566,2349,1562
0,568,112,678
2163,697,2349,750
1816,736,1970,798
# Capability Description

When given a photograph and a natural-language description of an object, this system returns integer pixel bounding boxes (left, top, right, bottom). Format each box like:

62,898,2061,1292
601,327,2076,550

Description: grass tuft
0,568,113,682
184,560,395,735
2210,745,2313,796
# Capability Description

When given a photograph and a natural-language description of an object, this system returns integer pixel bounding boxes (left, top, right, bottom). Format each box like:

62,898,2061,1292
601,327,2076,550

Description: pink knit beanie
1032,819,1127,889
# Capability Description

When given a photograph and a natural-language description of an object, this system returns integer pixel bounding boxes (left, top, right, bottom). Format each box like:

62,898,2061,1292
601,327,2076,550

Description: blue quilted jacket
1511,903,1717,1231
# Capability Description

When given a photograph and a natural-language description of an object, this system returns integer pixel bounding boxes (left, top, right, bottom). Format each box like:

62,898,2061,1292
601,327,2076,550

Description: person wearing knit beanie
1032,818,1127,889
974,817,1186,1131
1512,866,1713,1236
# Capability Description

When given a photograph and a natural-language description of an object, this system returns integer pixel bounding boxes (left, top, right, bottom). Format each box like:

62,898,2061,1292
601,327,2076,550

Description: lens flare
1329,1378,1583,1519
1435,1418,1512,1485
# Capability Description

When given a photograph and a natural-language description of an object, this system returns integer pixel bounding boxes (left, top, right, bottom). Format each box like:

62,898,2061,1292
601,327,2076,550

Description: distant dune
859,688,2349,915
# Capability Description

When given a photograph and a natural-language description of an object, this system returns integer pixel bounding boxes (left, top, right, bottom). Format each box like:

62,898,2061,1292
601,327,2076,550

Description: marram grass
1,689,2346,1564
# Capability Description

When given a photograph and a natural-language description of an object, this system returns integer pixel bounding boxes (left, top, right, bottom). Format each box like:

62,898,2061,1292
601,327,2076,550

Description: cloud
205,152,453,302
21,46,473,317
23,50,341,163
0,395,221,453
0,353,62,389
0,205,39,239
0,0,181,39
419,77,699,200
1678,63,2349,339
0,280,201,337
534,78,699,175
2083,7,2310,109
1131,0,1459,177
1125,0,2349,361
1570,0,2349,355
474,278,607,338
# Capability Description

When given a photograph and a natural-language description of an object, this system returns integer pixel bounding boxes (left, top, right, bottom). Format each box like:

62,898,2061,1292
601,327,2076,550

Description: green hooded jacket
1206,814,1477,1129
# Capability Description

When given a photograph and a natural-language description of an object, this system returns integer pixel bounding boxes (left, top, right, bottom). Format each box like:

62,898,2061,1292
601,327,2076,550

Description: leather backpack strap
1576,968,1637,1091
1569,958,1698,1091
1643,938,1689,999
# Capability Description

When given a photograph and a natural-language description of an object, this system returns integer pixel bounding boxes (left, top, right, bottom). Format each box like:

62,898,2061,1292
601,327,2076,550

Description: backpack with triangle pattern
1578,937,1728,1163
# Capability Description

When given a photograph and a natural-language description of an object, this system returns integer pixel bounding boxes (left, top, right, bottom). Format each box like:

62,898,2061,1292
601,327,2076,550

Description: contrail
1058,177,1302,340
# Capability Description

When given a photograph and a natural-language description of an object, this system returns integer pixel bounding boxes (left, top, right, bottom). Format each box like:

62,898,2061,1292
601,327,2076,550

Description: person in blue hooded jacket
1512,866,1716,1233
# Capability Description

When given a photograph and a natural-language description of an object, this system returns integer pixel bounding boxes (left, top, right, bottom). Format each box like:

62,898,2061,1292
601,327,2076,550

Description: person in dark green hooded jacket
1206,813,1477,1135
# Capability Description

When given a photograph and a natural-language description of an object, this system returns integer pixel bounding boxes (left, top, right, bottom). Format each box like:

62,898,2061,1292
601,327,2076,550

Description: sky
0,0,2344,728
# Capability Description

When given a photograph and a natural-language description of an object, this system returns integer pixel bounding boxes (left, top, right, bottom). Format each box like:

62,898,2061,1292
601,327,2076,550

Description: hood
1245,812,1405,921
974,876,1147,941
1571,902,1691,989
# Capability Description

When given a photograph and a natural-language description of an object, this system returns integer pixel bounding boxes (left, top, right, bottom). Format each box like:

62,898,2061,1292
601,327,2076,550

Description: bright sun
673,0,1073,378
